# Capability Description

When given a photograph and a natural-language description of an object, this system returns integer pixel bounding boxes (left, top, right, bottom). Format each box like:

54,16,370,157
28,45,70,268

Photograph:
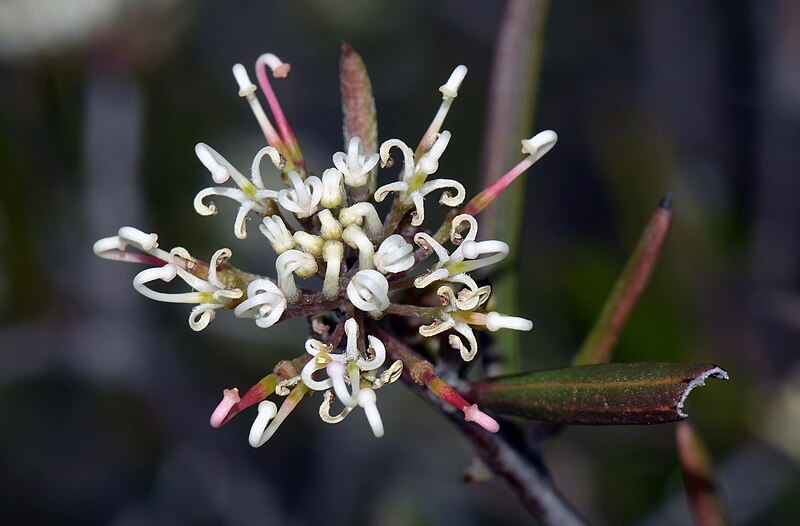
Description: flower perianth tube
232,63,284,152
210,354,310,428
416,65,467,158
255,53,305,173
249,382,309,448
462,130,557,216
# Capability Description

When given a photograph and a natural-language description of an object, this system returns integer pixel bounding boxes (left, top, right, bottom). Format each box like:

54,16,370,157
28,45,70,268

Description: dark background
1,1,798,524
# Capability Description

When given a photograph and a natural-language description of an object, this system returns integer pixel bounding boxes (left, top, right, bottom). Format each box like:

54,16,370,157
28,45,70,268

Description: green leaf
478,0,551,373
467,362,728,425
572,195,674,365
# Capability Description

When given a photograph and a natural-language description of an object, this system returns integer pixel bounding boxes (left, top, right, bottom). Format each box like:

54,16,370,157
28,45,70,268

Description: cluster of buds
94,49,556,445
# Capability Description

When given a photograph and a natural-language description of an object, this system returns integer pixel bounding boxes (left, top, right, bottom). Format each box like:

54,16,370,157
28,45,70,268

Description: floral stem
282,294,346,320
380,199,410,240
387,274,419,291
326,317,347,349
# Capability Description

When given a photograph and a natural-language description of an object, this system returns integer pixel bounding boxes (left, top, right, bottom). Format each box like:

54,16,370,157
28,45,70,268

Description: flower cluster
94,50,556,445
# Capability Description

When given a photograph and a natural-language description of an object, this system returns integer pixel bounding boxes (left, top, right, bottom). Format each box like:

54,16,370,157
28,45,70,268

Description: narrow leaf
339,42,377,157
467,362,728,425
478,0,551,374
677,420,731,526
572,194,674,365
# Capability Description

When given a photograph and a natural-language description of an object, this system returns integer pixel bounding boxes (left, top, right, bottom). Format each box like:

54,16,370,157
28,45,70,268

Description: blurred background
1,0,798,524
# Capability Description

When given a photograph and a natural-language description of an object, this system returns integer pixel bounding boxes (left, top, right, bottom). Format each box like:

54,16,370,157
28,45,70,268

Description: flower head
96,47,555,446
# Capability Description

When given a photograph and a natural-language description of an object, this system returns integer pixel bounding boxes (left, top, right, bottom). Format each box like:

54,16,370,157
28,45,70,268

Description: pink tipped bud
210,388,241,428
463,404,500,433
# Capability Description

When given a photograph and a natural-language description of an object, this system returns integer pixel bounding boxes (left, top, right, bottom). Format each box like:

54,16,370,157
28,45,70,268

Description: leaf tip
677,366,729,418
659,191,674,210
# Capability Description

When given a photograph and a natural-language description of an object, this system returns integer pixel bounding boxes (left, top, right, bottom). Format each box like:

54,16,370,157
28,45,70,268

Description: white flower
259,215,295,254
194,143,282,239
275,249,318,302
374,234,415,274
293,231,324,256
95,53,549,444
414,214,508,288
418,127,451,175
485,312,534,332
132,247,243,331
300,319,385,397
347,269,390,317
419,285,533,361
338,202,382,239
248,400,278,448
419,303,479,361
233,279,287,328
321,240,344,300
232,63,282,148
317,209,344,240
301,319,393,437
521,130,558,164
93,226,171,263
320,168,344,208
333,136,379,188
374,133,465,226
357,388,384,437
341,225,375,270
418,65,468,151
277,170,323,219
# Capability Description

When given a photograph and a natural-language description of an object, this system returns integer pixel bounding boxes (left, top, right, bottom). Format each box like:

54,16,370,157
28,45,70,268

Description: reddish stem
215,355,310,427
255,55,304,170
